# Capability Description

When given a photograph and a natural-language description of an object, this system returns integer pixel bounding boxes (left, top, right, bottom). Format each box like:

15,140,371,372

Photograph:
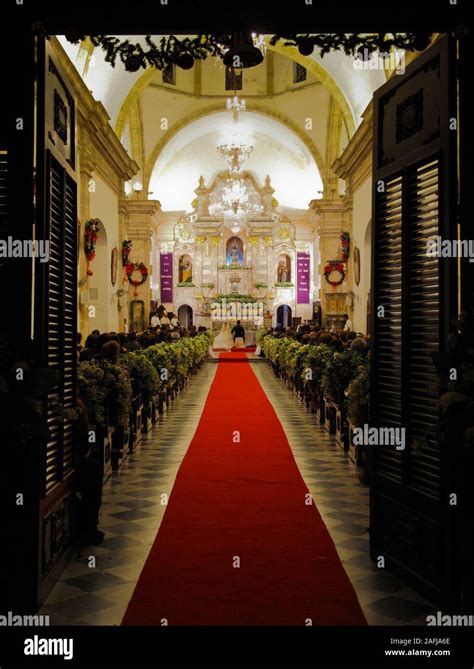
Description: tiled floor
39,357,436,626
250,360,437,626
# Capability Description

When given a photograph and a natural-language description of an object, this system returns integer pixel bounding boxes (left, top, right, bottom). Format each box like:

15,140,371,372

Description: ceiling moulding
50,36,140,188
331,101,373,193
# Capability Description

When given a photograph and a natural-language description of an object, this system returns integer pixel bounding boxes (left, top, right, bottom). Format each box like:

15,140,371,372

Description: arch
177,304,193,328
142,103,326,196
276,253,292,283
226,237,244,266
114,41,355,144
265,39,355,139
276,304,293,329
178,254,193,284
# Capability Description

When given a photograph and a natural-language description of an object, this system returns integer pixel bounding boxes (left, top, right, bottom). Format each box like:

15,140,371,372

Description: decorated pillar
308,197,350,329
123,198,162,332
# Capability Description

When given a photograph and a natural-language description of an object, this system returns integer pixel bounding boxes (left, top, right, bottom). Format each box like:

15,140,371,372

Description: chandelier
217,96,254,173
209,175,263,223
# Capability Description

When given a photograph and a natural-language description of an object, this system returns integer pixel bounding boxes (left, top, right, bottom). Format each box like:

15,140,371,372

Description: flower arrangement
321,349,364,405
255,282,268,289
201,282,215,289
77,334,214,431
300,344,334,389
142,333,213,389
121,240,133,267
77,361,108,427
256,329,272,346
77,359,132,428
121,352,159,404
212,294,257,303
84,219,101,276
177,282,195,287
339,231,351,261
346,359,370,426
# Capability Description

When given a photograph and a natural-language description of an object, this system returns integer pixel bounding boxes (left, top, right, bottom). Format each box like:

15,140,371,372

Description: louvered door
0,150,7,270
370,36,458,606
405,159,440,498
34,38,78,601
373,174,403,483
43,151,77,496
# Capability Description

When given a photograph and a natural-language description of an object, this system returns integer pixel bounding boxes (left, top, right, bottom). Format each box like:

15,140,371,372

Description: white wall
351,175,372,333
88,174,121,333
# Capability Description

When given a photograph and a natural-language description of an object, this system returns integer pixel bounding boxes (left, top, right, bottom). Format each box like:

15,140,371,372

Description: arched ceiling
57,35,386,131
148,111,322,210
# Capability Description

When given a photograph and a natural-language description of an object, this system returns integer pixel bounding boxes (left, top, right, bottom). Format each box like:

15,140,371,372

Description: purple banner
297,252,310,304
160,253,173,303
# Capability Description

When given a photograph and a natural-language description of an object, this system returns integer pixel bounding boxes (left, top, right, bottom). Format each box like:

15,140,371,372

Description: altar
211,319,257,346
155,119,315,329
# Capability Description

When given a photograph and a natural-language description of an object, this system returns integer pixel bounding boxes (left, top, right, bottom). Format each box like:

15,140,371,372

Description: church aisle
38,356,436,627
122,353,366,625
38,363,218,626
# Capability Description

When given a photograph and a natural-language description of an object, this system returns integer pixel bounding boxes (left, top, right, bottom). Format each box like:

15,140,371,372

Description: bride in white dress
213,321,235,349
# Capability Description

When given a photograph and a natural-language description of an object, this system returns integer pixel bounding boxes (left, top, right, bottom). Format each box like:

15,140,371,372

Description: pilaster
123,198,162,330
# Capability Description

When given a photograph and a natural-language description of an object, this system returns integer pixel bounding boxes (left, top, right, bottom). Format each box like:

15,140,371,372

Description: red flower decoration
324,262,345,286
125,262,149,287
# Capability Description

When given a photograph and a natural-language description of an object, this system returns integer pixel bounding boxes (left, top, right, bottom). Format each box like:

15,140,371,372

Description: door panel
370,36,458,606
34,36,78,604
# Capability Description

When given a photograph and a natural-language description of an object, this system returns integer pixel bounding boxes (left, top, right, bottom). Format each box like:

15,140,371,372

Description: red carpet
122,354,367,626
212,346,256,352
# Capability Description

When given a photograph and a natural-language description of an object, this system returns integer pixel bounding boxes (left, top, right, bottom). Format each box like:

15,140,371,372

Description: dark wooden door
34,36,78,606
370,36,459,608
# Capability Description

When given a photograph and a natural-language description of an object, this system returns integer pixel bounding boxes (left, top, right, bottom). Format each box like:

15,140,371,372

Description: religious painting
130,300,145,333
226,237,244,267
225,66,242,91
277,254,291,283
178,254,193,284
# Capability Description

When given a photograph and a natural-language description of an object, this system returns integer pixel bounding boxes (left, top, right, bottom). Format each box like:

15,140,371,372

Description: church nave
38,356,434,627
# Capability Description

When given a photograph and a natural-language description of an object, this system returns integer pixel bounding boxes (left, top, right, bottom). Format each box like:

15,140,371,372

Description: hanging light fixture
223,32,264,69
209,174,263,223
217,96,254,173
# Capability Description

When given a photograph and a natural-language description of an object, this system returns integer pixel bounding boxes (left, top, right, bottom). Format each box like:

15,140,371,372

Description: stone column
123,197,162,331
308,197,349,327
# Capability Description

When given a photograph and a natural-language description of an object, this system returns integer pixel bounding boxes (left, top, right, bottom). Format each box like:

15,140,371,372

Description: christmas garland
122,239,133,267
63,32,432,73
324,262,345,287
339,231,351,261
269,32,432,57
84,218,100,276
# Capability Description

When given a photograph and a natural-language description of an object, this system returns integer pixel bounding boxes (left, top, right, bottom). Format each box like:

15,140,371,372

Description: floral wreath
125,261,149,296
324,262,345,287
84,218,101,276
